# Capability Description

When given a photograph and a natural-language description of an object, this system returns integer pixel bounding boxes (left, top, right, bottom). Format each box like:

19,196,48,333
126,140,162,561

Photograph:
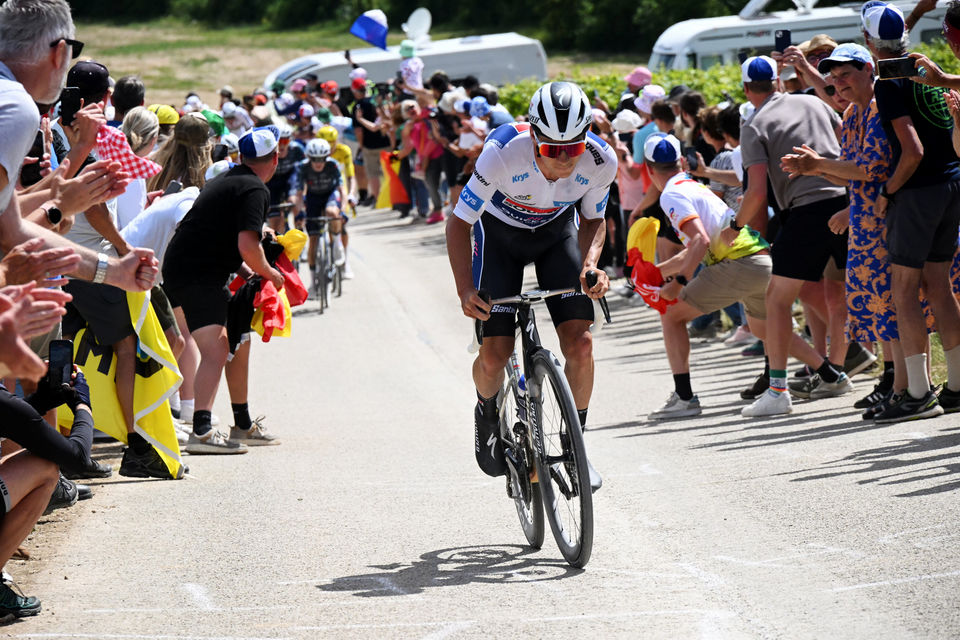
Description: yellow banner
59,291,184,478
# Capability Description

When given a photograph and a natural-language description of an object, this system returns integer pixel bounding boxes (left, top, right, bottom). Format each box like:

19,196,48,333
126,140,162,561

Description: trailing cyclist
300,139,350,291
445,81,616,491
317,125,360,215
265,125,304,235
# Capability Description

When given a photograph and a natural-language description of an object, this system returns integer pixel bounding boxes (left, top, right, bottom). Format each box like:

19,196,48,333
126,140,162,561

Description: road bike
473,272,611,568
304,217,343,313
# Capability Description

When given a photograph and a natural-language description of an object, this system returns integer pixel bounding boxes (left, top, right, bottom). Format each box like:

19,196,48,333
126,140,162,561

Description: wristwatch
881,186,896,202
41,204,62,226
93,252,108,284
729,218,743,232
674,274,689,286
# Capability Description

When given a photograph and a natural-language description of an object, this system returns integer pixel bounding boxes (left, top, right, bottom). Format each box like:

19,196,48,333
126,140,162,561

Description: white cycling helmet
277,124,293,140
305,138,331,160
527,81,592,142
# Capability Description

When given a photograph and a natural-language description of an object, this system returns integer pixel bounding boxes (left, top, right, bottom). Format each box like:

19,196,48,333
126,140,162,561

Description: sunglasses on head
535,139,586,159
50,38,84,59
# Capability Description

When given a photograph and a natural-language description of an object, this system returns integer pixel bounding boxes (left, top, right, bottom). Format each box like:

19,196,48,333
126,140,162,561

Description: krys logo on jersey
459,185,483,212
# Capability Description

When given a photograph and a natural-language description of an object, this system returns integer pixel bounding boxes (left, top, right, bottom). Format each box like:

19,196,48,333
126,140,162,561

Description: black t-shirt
352,97,391,149
163,164,269,286
875,77,960,189
267,143,305,205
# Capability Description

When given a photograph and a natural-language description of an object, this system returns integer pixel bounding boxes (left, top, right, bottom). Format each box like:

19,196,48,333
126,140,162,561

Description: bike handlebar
472,270,611,350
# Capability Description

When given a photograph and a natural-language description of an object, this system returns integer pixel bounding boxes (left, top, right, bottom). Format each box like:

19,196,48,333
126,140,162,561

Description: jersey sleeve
452,144,501,224
658,187,696,245
336,144,355,178
578,143,619,220
738,122,768,170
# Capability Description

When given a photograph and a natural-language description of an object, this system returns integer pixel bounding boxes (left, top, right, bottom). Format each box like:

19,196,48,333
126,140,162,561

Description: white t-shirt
0,62,40,212
730,146,744,183
458,117,488,150
120,187,199,273
115,178,147,230
659,172,736,250
453,123,618,229
400,57,424,90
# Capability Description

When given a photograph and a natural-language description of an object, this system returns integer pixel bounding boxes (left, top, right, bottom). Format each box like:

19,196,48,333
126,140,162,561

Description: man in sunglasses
445,81,616,488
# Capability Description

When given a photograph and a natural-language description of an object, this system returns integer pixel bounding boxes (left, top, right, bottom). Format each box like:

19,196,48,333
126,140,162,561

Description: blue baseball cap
238,126,278,159
469,96,491,118
643,133,682,164
817,43,874,73
741,56,777,83
862,2,905,40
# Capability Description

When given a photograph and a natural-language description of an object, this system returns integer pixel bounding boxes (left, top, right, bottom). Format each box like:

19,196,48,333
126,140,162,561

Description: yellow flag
59,291,184,479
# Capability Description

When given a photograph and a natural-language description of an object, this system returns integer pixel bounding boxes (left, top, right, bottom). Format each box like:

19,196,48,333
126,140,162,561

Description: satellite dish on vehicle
402,8,432,44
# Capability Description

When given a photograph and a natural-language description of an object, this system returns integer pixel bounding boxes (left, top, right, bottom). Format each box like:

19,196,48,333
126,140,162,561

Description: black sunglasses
50,38,84,59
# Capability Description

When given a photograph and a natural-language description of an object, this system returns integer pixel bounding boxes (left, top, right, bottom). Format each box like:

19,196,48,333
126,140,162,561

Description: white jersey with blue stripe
452,122,618,229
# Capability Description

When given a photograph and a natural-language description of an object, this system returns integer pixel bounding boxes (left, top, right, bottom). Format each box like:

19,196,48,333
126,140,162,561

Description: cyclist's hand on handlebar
460,289,491,321
580,266,609,299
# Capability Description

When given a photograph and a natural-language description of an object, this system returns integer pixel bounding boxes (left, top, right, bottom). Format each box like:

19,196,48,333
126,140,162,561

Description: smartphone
775,29,791,53
685,148,699,171
19,131,44,187
47,339,73,391
593,89,600,98
59,87,81,127
163,179,183,196
878,57,919,79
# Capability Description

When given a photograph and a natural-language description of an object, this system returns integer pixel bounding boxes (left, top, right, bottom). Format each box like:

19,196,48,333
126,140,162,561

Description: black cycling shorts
472,209,594,337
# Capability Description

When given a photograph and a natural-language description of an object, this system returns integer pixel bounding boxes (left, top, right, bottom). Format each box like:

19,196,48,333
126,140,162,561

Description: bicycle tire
530,349,593,568
333,264,343,298
315,237,329,313
499,366,544,549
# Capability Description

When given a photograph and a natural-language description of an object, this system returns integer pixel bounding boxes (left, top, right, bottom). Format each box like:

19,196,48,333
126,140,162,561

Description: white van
264,9,547,89
649,0,950,70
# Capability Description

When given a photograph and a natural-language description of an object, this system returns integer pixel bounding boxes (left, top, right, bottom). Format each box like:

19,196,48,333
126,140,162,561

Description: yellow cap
147,103,180,125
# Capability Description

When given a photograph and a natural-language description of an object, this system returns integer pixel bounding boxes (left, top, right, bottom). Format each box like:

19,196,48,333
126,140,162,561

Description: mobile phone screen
877,57,918,79
685,148,699,171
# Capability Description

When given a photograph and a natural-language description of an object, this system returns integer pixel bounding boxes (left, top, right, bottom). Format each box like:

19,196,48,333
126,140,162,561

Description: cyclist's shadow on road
317,544,581,597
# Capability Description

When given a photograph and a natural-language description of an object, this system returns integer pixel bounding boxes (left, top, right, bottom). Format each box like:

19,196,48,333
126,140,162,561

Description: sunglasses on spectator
535,138,586,159
50,38,84,59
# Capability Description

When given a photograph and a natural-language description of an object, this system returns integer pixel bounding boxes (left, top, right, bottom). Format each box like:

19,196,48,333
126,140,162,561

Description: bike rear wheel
314,238,329,313
499,366,544,549
531,349,593,568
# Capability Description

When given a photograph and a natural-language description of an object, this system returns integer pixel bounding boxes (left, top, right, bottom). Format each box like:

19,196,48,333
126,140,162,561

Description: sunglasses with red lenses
536,140,586,159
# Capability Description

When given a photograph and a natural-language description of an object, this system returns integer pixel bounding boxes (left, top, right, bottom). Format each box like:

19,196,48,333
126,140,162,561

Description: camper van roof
652,1,929,52
265,32,542,88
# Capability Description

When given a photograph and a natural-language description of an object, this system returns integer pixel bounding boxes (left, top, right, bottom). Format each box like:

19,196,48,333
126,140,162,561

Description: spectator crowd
1,0,960,624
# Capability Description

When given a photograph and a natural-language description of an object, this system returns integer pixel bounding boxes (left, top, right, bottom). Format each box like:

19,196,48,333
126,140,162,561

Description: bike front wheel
499,367,544,549
530,349,593,568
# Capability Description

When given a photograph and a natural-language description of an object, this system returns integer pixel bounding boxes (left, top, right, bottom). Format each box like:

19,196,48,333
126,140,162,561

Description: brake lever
584,270,613,325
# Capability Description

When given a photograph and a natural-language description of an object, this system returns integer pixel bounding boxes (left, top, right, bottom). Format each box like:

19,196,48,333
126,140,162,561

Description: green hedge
499,39,960,116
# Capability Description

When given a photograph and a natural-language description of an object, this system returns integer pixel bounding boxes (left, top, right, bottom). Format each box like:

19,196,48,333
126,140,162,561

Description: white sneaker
614,282,636,298
333,240,345,266
342,263,355,279
724,325,755,347
229,417,281,446
184,429,248,455
648,392,702,420
742,390,793,417
174,421,191,445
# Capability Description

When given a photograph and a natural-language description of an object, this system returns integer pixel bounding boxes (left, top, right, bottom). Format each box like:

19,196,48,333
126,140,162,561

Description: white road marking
676,563,726,588
829,569,960,592
182,583,215,610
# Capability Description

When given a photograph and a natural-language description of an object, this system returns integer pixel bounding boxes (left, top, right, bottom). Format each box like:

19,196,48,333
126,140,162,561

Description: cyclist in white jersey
445,82,617,486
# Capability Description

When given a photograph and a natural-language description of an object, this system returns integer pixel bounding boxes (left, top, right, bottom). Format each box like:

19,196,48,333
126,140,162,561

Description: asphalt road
7,207,960,640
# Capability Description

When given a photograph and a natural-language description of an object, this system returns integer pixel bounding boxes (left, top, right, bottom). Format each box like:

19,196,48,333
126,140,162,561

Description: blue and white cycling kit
453,123,618,337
